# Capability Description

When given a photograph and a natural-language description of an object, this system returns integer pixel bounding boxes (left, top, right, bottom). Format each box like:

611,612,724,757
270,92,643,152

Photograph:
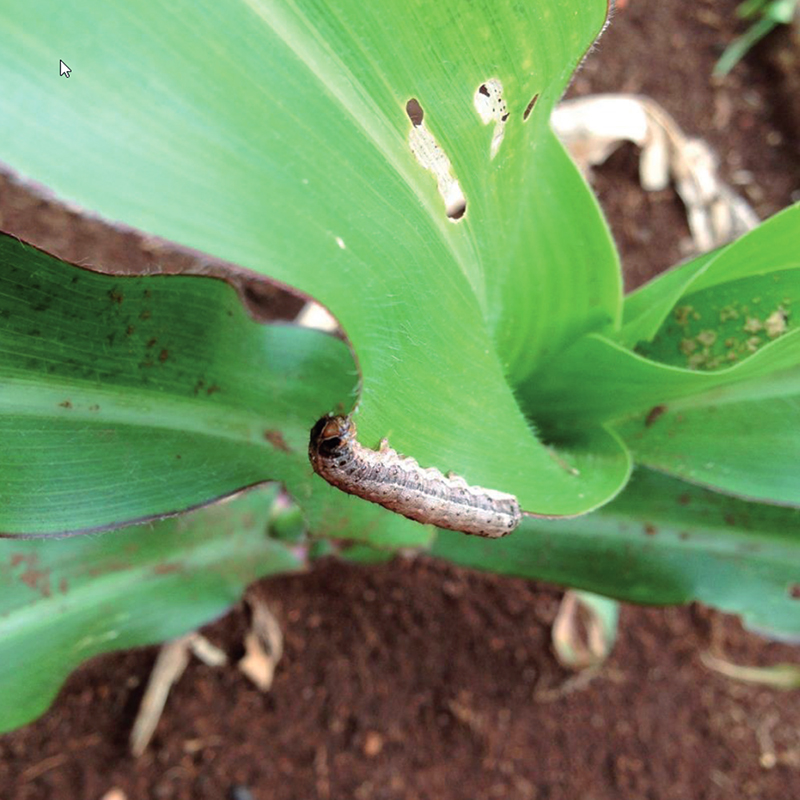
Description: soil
2,1,800,799
4,559,800,800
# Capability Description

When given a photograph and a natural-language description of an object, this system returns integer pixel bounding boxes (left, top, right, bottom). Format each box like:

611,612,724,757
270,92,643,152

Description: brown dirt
3,559,800,800
2,1,800,799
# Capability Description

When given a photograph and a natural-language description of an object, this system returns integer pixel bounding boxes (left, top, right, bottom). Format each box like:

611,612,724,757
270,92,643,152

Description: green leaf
0,234,343,534
0,486,302,734
525,328,800,430
528,327,800,505
431,468,800,639
530,202,800,431
635,269,798,371
677,204,800,294
607,211,800,504
618,249,719,348
615,367,800,506
0,0,623,516
619,204,800,349
498,211,800,506
0,233,433,548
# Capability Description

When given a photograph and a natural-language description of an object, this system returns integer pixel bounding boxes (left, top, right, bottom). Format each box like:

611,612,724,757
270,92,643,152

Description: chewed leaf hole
405,97,467,222
473,79,508,160
405,98,424,127
523,94,539,121
448,200,466,220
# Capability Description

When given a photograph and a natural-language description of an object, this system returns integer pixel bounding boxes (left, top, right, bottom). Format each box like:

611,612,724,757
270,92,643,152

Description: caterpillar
309,415,521,538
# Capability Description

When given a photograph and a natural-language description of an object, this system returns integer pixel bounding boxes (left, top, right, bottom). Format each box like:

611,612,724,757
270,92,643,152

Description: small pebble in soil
363,730,384,757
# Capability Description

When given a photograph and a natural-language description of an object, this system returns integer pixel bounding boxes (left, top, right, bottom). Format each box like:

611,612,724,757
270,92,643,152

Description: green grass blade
714,16,777,76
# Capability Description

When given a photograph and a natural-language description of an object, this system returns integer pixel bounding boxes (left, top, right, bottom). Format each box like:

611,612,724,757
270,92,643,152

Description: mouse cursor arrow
60,60,71,77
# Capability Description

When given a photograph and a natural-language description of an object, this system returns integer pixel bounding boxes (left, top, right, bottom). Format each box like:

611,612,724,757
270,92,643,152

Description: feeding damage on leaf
405,79,519,216
473,79,509,160
523,94,539,121
405,98,466,221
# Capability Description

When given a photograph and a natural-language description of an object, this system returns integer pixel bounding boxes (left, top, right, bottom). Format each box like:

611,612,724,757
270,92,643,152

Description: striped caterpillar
309,415,521,538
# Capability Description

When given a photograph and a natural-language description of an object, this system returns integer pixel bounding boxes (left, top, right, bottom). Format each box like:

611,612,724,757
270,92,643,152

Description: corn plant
0,0,798,734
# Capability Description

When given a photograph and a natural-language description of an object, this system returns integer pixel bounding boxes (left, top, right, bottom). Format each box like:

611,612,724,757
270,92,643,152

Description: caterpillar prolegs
309,415,521,538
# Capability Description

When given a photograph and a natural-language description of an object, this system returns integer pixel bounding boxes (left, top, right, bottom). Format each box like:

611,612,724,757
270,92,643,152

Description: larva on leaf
309,415,521,538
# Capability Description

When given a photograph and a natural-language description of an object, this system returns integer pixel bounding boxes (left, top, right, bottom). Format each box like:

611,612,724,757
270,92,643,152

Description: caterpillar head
309,414,356,464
